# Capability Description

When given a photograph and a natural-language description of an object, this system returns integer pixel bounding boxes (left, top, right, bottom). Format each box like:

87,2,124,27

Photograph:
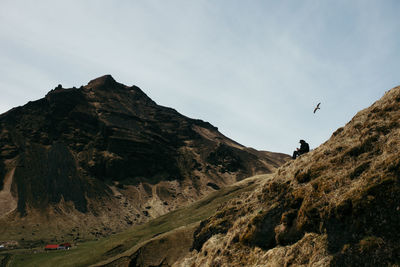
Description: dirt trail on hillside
0,164,17,217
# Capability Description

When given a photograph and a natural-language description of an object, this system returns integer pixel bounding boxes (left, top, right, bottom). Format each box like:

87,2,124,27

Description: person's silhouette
292,140,309,159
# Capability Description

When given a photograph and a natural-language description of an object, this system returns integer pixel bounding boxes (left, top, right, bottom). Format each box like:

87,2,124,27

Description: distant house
45,244,59,250
45,243,72,250
0,244,4,249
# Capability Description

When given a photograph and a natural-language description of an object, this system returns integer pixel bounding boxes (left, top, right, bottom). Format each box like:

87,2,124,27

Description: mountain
1,84,399,267
68,85,400,267
0,75,289,243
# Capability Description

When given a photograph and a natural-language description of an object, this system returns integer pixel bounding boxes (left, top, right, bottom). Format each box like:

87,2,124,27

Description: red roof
45,244,59,249
59,243,72,247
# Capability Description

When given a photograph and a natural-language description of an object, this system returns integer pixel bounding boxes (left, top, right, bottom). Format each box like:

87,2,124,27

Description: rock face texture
175,86,400,266
0,75,288,242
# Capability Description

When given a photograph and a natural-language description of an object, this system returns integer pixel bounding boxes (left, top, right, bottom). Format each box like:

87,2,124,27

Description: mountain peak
86,74,118,89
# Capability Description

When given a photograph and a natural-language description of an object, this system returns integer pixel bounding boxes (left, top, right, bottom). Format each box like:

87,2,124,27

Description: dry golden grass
179,86,400,267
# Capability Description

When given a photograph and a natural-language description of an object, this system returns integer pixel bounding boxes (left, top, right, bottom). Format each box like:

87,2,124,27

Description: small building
45,244,59,250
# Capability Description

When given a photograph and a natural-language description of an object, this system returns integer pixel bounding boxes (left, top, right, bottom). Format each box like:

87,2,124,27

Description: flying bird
313,102,321,113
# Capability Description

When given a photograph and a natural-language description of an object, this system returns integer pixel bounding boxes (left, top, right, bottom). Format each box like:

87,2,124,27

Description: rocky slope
0,75,288,243
172,86,400,266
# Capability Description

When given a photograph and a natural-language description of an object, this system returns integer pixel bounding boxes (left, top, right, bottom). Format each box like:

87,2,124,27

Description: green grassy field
1,175,268,267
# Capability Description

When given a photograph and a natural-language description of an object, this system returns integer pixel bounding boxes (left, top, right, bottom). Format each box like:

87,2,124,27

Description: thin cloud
0,1,399,154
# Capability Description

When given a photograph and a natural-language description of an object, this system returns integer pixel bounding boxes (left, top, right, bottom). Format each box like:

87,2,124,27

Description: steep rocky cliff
174,86,400,266
0,75,288,243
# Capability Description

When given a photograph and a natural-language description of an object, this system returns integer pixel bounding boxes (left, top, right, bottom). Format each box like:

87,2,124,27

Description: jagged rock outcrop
0,75,289,243
176,86,400,266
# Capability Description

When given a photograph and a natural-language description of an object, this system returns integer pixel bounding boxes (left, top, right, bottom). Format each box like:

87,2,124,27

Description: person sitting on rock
292,140,309,159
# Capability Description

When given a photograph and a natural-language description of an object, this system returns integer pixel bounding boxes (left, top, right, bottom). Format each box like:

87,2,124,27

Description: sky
1,0,400,154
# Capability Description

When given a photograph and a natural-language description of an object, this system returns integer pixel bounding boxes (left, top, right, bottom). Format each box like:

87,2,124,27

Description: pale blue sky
1,0,399,153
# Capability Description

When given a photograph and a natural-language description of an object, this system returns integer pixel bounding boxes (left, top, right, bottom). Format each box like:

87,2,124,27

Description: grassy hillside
0,174,268,267
175,86,400,266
